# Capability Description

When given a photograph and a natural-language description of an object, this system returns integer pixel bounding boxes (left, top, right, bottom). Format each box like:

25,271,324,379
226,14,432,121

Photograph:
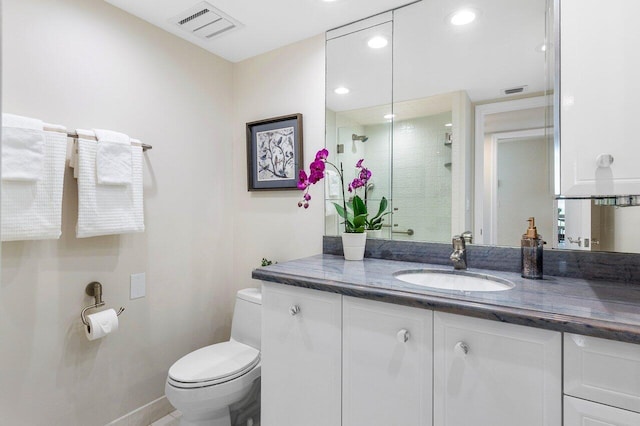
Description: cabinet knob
289,305,301,316
596,153,614,168
396,329,410,343
455,341,470,356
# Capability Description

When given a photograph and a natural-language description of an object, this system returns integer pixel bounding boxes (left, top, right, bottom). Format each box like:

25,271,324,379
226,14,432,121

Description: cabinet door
261,283,342,426
564,333,640,413
433,312,561,426
342,297,432,426
565,396,640,426
559,0,640,196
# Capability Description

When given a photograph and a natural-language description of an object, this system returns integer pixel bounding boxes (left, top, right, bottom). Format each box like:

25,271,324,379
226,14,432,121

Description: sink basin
394,269,514,292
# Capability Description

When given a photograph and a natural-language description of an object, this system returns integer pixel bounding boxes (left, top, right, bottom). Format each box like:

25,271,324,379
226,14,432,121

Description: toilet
165,288,262,426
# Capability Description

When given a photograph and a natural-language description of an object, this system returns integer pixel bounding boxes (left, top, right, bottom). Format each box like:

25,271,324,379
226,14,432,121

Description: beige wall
231,35,326,290
1,0,235,424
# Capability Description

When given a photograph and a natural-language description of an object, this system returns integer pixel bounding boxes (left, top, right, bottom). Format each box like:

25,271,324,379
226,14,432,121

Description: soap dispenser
521,217,543,279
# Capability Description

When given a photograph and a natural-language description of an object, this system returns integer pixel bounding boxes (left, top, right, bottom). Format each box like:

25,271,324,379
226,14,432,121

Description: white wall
231,36,326,289
1,0,234,424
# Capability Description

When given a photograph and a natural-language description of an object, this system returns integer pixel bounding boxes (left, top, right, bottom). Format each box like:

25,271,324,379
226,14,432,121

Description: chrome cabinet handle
289,305,301,316
397,329,410,343
455,341,469,356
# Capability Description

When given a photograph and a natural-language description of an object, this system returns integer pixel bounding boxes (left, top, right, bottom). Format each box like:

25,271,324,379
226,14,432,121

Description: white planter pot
366,229,383,239
342,232,367,261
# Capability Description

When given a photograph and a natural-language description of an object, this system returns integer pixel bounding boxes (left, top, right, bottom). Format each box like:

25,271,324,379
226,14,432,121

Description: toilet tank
230,287,262,350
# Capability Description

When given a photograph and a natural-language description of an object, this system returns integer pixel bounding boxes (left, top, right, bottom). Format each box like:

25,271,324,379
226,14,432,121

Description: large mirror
325,0,640,253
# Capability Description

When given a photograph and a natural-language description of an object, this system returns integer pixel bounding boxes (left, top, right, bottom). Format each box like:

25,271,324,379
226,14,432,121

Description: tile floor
149,410,181,426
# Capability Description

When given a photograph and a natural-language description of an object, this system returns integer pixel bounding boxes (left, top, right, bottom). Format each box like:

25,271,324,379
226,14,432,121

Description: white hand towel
76,132,144,238
93,128,132,185
2,113,46,181
1,127,46,181
1,126,67,241
2,113,43,130
93,129,130,144
325,169,342,198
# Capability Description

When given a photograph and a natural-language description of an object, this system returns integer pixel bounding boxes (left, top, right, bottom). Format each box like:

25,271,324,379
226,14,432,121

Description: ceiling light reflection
450,9,476,26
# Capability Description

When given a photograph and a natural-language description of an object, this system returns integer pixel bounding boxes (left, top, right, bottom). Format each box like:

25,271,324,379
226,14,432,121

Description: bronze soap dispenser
521,217,543,279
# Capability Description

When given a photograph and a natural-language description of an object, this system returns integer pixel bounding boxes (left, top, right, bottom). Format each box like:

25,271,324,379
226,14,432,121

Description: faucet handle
461,231,473,244
452,235,466,250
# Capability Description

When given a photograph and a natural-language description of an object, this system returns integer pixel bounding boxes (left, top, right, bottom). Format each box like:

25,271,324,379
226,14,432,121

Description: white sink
394,269,514,292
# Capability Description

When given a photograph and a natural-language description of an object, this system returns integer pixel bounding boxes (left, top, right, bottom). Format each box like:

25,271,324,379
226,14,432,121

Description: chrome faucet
450,235,467,270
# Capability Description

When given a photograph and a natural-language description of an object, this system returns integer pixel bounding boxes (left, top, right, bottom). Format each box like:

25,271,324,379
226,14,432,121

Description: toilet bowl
165,288,262,426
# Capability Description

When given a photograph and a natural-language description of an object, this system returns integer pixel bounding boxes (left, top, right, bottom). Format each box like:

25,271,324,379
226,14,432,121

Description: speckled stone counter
252,254,640,345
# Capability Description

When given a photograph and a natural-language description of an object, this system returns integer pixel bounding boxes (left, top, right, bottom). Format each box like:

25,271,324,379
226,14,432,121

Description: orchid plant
297,149,390,233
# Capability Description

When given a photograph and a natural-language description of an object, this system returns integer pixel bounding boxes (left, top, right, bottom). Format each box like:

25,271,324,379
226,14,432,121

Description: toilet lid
168,341,260,386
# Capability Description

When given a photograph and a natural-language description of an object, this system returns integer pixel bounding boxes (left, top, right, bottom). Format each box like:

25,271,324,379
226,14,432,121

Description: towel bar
67,131,152,152
42,126,152,151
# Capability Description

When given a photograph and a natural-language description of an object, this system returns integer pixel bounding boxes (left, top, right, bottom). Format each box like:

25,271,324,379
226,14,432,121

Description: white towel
93,128,132,185
1,126,67,241
325,169,342,198
2,113,46,181
2,127,46,181
75,131,144,238
2,113,43,130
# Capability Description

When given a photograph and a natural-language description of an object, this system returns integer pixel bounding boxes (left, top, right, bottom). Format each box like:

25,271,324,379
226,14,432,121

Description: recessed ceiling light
384,113,395,119
450,9,477,26
334,87,350,95
368,36,388,49
445,123,453,127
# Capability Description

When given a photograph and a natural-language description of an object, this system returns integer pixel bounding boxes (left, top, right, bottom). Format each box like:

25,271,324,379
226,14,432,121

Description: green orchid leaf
352,195,367,216
353,213,367,229
332,202,347,219
372,197,388,220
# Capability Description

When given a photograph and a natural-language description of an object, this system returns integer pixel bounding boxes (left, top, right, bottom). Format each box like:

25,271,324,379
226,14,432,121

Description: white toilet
165,288,262,426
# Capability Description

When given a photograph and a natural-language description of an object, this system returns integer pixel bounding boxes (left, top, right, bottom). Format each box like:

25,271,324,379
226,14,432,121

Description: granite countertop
252,254,640,345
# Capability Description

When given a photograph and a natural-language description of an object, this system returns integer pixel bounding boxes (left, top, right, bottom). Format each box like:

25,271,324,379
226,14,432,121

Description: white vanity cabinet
564,396,640,426
559,0,640,196
261,283,342,426
563,333,640,425
433,312,562,426
342,296,433,426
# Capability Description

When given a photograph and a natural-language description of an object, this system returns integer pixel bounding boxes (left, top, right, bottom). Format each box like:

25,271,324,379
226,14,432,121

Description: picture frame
246,113,303,191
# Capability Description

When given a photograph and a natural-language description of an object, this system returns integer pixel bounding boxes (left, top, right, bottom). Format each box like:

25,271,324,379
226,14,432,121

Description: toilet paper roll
85,308,119,341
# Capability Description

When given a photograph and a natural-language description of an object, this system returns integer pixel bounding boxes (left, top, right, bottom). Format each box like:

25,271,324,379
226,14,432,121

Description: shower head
352,134,369,143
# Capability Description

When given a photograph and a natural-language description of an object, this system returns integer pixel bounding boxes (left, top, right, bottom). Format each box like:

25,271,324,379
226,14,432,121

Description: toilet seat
168,341,260,389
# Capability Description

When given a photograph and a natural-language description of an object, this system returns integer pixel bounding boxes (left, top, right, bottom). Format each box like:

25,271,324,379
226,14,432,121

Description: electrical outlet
130,273,146,299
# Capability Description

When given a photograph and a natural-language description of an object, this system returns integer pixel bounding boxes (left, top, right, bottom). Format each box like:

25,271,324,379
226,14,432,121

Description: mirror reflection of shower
352,133,368,152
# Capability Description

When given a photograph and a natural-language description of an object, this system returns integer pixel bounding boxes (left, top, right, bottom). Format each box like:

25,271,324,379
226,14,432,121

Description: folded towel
68,129,95,179
2,127,46,181
2,113,43,130
325,169,342,198
93,129,130,144
93,128,132,185
1,125,67,241
75,132,144,238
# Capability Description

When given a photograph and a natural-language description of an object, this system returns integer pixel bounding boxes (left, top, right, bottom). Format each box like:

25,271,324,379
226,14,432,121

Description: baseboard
106,396,175,426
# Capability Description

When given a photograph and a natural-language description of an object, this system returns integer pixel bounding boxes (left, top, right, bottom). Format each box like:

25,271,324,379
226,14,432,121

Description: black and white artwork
256,127,295,181
246,113,303,191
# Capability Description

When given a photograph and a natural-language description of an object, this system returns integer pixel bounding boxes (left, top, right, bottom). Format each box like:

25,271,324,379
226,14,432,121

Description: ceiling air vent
172,2,241,40
502,85,529,96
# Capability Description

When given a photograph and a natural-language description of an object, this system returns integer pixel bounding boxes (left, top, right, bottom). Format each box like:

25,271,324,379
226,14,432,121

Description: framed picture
246,113,303,191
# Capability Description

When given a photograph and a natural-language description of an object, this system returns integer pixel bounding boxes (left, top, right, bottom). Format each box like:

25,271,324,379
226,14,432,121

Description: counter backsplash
323,236,640,285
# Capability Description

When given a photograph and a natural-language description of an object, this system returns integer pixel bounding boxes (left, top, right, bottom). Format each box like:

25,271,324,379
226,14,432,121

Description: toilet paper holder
80,281,125,329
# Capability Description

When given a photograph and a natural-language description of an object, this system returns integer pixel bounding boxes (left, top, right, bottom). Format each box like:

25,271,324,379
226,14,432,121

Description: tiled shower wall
388,112,452,242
